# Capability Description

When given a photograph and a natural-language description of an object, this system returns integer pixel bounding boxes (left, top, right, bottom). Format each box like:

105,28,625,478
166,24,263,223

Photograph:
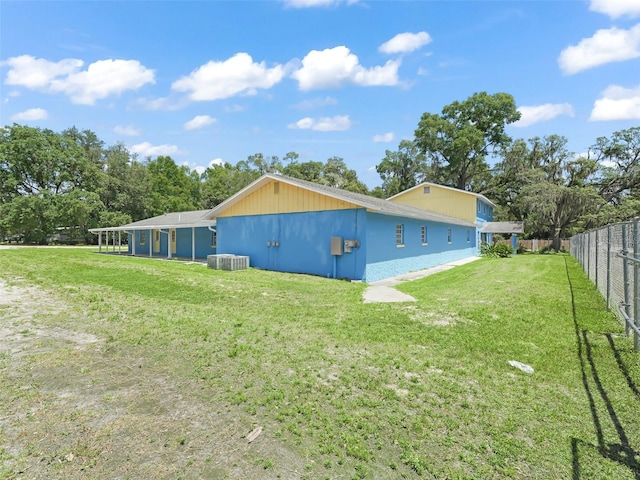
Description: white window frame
396,224,404,247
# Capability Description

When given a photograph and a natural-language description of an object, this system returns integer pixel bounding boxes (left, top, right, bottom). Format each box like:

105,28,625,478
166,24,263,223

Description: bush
481,242,513,258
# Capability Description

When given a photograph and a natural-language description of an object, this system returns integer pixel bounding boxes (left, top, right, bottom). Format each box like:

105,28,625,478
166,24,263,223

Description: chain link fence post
635,218,640,352
607,225,611,311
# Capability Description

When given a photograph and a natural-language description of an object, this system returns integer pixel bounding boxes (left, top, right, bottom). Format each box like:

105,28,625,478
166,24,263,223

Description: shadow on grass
565,257,640,479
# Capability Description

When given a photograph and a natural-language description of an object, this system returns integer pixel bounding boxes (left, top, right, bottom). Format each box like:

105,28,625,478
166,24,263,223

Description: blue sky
1,0,639,188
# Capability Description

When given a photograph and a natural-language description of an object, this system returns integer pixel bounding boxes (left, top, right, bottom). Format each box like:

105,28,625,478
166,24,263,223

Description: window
211,230,217,247
171,230,176,243
140,231,146,245
396,224,404,246
421,225,428,245
483,203,487,214
423,186,430,194
447,228,452,244
477,200,481,213
466,230,470,243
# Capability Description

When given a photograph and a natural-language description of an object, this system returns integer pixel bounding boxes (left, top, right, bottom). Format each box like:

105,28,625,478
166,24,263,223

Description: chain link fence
570,220,640,351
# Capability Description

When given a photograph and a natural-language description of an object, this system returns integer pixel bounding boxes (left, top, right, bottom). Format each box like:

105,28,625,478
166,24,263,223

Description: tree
414,92,521,191
147,156,200,215
321,157,368,194
513,135,600,248
590,127,640,206
200,162,259,208
282,160,324,183
376,140,427,197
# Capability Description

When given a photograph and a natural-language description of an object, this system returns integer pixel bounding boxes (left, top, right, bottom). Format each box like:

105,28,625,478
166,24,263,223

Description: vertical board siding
389,185,476,223
217,208,367,280
218,181,359,217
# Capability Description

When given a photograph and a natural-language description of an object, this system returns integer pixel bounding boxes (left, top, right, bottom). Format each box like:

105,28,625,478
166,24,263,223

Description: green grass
1,248,639,479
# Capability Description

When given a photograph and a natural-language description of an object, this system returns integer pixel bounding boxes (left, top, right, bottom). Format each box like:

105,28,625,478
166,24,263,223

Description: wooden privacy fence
494,238,570,251
570,219,640,352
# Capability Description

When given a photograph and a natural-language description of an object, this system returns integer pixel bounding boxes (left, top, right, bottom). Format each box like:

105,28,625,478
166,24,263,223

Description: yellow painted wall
218,180,359,217
390,185,476,223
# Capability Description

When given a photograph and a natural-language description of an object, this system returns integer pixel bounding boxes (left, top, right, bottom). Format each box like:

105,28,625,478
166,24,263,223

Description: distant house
387,182,496,246
91,174,502,282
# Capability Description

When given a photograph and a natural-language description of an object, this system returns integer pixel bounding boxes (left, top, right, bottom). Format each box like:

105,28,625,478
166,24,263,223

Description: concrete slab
363,256,481,303
363,285,416,303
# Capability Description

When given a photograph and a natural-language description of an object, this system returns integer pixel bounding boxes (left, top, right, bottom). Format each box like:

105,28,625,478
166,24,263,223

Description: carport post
118,231,122,254
132,231,136,256
149,229,152,257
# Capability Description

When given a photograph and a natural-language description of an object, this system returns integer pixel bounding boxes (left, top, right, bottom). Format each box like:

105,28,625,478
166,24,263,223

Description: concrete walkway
362,256,481,303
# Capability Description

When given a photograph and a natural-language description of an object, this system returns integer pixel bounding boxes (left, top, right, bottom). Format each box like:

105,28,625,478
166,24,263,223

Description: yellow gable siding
218,180,359,217
390,185,476,223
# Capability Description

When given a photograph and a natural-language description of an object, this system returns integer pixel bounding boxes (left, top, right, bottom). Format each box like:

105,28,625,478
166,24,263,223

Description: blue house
91,174,491,282
90,210,218,261
207,174,477,282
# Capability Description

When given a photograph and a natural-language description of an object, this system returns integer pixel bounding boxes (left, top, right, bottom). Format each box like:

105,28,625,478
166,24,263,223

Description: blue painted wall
364,212,477,282
476,199,493,222
128,227,216,258
217,208,367,280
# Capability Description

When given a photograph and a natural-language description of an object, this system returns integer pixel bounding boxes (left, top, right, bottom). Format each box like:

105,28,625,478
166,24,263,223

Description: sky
1,0,639,188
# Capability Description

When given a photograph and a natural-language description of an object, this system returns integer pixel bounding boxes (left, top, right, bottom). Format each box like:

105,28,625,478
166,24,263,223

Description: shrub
481,242,513,258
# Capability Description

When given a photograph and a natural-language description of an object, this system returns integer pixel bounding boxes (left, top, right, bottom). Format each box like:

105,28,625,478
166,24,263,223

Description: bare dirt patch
0,279,305,479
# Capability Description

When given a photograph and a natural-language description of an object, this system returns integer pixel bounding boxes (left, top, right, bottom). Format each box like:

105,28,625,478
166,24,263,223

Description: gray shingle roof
205,174,477,227
89,210,214,232
481,221,524,234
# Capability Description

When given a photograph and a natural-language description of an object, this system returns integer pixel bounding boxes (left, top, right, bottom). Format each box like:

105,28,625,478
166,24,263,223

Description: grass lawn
0,248,639,479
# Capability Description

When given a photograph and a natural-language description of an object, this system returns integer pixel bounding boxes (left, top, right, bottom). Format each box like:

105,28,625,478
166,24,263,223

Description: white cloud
291,46,400,90
114,125,141,136
372,132,394,142
590,0,640,19
513,103,575,127
288,115,352,131
224,104,247,113
209,158,225,167
292,96,338,109
282,0,357,7
558,24,640,75
130,142,182,157
3,55,155,105
590,84,640,120
10,108,48,121
184,114,216,130
172,53,285,101
3,55,83,89
379,32,432,54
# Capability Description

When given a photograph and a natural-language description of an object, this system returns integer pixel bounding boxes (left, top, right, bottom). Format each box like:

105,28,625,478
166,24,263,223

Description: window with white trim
396,224,404,246
421,225,428,245
212,230,217,247
140,231,146,245
447,228,452,244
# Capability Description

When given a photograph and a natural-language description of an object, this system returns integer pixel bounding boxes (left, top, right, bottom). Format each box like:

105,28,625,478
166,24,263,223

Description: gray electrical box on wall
331,236,343,255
